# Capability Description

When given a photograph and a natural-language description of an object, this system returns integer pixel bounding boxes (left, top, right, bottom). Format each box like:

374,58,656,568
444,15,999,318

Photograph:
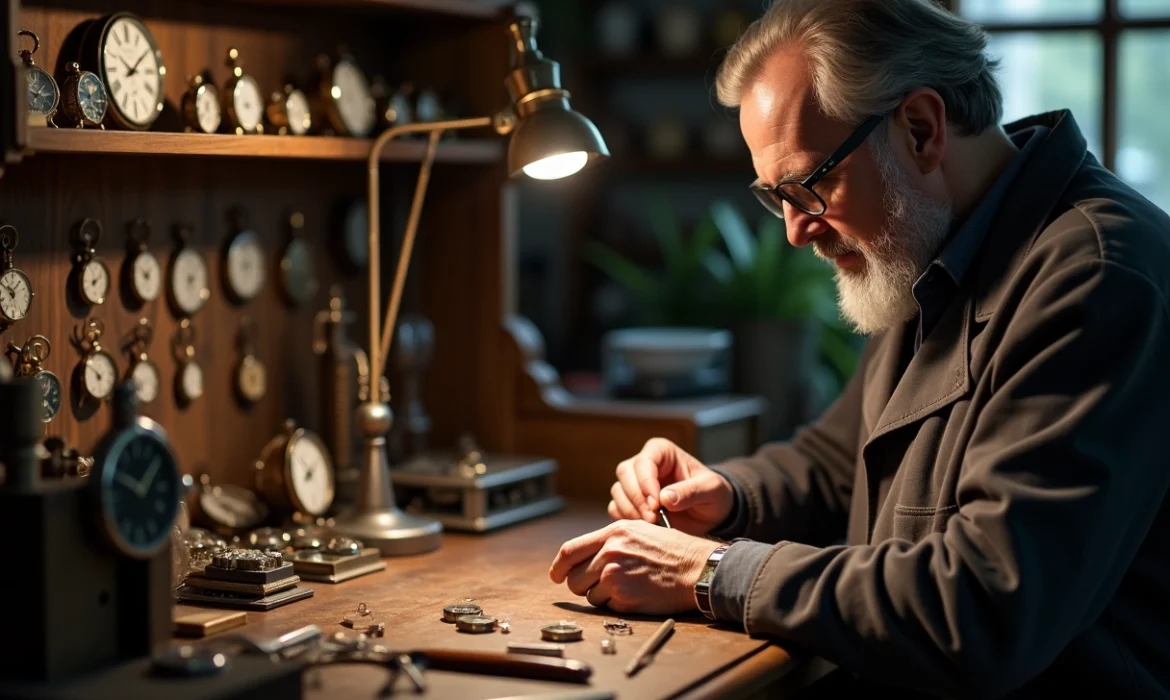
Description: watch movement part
541,622,584,642
455,615,498,634
441,603,482,623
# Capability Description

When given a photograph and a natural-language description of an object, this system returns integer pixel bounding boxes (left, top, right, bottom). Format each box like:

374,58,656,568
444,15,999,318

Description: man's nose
784,203,829,247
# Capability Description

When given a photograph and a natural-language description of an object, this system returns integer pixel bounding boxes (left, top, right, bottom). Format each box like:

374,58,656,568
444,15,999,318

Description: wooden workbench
174,504,822,699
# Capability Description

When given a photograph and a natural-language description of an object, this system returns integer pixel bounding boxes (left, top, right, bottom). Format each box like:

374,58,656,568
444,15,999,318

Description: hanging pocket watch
267,83,312,136
279,212,319,307
235,316,267,406
312,48,375,137
255,419,336,518
223,210,266,304
6,335,62,423
124,317,161,405
57,62,109,129
222,48,264,135
181,73,221,134
72,218,111,306
19,30,59,127
73,317,118,403
0,225,34,332
173,319,204,406
168,225,211,318
123,217,162,304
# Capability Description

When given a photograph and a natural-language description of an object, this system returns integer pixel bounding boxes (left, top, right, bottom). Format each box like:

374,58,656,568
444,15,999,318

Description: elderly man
549,0,1170,696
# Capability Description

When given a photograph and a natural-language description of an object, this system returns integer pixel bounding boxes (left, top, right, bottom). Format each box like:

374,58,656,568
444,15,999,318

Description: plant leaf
582,240,660,304
649,193,684,276
710,199,757,272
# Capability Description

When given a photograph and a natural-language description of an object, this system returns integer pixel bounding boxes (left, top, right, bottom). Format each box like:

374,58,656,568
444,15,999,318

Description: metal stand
331,400,441,556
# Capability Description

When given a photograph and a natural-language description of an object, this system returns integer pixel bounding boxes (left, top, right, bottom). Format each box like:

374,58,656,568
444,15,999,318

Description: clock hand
116,54,134,75
87,364,104,382
128,49,151,76
138,456,161,498
115,471,142,495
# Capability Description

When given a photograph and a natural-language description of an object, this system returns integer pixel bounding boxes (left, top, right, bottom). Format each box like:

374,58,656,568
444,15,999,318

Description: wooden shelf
24,128,504,164
211,0,510,19
609,155,753,175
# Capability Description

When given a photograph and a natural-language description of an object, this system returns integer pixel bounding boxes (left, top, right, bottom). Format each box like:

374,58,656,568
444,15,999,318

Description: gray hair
715,0,1002,135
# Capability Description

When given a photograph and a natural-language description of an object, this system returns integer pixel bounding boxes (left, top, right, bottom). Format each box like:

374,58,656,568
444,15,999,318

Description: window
954,0,1170,211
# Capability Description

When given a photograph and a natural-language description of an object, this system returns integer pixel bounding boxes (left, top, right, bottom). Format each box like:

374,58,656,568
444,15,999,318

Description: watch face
231,75,263,133
237,356,266,403
83,351,118,400
226,232,266,302
0,269,33,321
332,59,375,137
171,247,210,316
35,370,62,423
281,238,318,305
132,250,162,302
342,201,369,269
26,66,59,117
199,485,265,529
100,14,165,129
80,259,110,305
131,360,160,404
286,89,311,135
195,84,221,134
77,70,109,124
180,361,204,402
99,430,181,558
288,432,334,516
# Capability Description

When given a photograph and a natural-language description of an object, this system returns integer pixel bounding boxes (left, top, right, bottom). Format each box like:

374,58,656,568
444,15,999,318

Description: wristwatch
694,544,730,620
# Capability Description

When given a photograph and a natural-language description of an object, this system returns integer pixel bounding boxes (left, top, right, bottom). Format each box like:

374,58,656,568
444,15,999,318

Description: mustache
813,236,864,260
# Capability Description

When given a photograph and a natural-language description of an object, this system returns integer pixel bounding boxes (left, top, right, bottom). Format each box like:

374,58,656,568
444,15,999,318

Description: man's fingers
565,552,607,596
610,482,640,520
616,459,651,520
549,523,617,583
661,475,702,510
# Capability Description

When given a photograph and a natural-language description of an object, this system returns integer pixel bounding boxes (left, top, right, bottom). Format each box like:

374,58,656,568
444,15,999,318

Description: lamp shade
503,16,609,180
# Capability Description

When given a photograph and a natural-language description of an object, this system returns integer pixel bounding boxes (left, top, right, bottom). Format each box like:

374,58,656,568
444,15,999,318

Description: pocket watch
267,83,312,136
223,212,266,304
222,48,264,135
80,12,166,131
125,317,161,405
58,62,108,129
255,419,336,517
0,225,33,331
124,217,162,304
312,48,375,137
19,30,59,127
6,335,62,423
235,317,267,405
90,381,182,559
279,212,318,307
192,473,268,533
371,75,412,132
181,74,221,134
173,319,204,406
169,225,211,317
72,217,111,306
74,316,119,402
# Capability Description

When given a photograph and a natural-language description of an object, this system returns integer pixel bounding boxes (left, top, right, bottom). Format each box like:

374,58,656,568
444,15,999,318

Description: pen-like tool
624,618,674,677
657,507,672,529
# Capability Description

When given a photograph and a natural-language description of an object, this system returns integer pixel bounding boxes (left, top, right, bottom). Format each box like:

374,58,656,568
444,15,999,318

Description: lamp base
331,400,441,557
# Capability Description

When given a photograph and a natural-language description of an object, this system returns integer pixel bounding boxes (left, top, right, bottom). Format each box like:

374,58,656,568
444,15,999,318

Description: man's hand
610,438,735,535
548,519,720,614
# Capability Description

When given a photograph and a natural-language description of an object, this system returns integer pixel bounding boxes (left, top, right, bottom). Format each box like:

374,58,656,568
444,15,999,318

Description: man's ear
893,88,947,175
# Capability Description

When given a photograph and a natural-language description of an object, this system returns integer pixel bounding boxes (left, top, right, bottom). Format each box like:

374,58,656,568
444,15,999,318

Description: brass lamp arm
366,112,515,383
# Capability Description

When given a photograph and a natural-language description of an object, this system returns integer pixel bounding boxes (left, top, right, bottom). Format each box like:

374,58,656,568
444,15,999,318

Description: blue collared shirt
911,126,1049,352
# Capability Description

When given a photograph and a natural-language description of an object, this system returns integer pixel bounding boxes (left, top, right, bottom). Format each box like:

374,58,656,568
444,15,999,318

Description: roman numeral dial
97,14,165,130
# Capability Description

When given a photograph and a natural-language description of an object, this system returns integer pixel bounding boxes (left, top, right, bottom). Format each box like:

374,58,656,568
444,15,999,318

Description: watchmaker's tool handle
419,648,592,684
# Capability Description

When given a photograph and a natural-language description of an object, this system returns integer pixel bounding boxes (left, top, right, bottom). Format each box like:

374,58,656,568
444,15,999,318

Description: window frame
949,0,1170,171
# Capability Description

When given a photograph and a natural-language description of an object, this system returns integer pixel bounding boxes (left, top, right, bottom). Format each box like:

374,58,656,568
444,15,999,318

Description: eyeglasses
750,114,885,220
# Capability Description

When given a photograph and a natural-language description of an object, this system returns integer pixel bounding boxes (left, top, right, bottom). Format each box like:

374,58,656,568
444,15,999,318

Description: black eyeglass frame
750,113,886,219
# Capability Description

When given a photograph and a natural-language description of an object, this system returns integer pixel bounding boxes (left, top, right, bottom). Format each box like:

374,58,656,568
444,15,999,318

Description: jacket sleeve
709,337,874,547
730,260,1170,699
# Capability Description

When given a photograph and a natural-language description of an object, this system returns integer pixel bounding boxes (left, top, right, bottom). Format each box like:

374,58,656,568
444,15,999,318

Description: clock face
180,361,203,402
281,238,318,305
132,250,162,302
26,66,59,117
100,431,181,558
77,71,109,124
288,433,334,516
100,15,165,129
80,259,110,305
226,232,266,302
36,370,62,423
195,84,221,134
171,247,210,316
286,89,311,135
131,360,160,404
231,76,263,133
0,269,33,321
237,356,266,403
83,351,118,401
332,60,375,137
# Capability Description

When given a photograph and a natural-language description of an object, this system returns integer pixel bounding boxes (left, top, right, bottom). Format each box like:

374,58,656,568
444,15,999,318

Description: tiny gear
442,603,483,623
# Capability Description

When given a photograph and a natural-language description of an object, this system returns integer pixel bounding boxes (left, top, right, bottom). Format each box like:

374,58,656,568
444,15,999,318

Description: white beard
815,134,954,335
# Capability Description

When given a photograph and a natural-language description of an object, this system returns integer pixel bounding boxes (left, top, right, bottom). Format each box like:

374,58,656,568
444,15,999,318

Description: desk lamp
331,15,609,556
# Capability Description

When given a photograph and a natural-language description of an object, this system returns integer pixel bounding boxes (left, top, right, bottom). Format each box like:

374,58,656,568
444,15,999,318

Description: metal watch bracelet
694,544,730,620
